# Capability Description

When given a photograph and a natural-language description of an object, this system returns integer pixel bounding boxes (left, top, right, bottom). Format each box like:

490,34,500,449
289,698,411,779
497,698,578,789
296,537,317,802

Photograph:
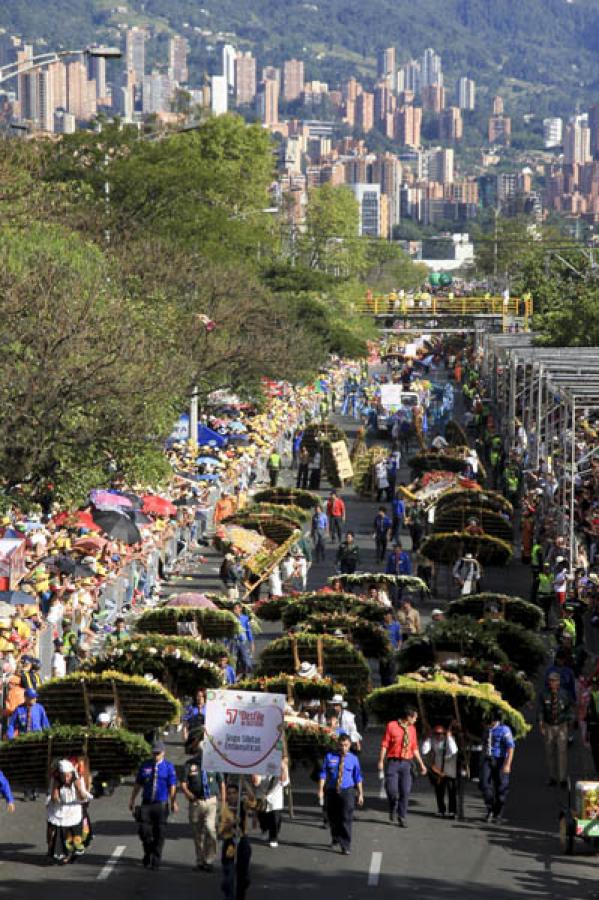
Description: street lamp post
0,45,121,88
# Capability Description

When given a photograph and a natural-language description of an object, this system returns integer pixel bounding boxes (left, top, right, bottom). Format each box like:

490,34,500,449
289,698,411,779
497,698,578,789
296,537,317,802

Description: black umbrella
91,509,142,544
127,509,152,526
43,555,95,578
119,492,143,509
0,590,38,606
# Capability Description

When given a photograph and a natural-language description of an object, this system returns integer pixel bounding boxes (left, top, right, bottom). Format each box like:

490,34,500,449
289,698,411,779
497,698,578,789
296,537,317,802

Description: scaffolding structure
482,333,599,562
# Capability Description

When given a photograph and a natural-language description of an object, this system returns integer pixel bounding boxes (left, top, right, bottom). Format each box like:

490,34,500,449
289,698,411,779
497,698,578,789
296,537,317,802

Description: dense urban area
1,3,599,899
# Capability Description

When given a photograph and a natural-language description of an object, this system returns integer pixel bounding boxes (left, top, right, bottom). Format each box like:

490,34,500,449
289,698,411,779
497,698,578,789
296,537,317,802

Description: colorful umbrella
91,510,142,544
52,510,96,530
165,593,216,609
142,495,177,517
90,490,133,510
73,536,107,554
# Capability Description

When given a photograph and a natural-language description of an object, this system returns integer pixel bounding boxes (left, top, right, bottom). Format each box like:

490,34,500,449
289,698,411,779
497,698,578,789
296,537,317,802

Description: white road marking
96,844,126,881
368,851,382,886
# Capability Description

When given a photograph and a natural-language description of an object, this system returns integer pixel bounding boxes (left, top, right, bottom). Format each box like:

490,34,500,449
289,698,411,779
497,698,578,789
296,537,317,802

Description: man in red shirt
326,490,346,544
378,706,427,827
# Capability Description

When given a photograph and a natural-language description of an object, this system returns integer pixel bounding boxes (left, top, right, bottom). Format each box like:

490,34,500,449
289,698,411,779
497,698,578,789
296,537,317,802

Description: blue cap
24,688,38,699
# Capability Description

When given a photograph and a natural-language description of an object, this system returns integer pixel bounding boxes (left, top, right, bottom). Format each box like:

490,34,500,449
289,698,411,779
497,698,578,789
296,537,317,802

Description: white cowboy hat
328,693,347,706
297,661,318,678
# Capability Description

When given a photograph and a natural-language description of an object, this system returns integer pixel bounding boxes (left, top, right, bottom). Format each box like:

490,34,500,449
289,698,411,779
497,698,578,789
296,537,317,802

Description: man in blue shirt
391,496,405,543
311,505,328,563
380,610,402,686
373,507,392,563
129,740,178,869
7,688,51,800
7,689,50,739
231,601,254,675
480,712,515,823
318,733,364,855
0,770,15,813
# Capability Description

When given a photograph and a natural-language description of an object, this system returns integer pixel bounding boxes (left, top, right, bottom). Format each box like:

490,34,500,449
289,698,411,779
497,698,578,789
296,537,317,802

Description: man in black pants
318,733,364,855
129,741,178,869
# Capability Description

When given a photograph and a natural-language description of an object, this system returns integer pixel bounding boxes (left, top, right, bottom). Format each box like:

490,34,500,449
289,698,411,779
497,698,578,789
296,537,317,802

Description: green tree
299,183,365,276
363,241,428,292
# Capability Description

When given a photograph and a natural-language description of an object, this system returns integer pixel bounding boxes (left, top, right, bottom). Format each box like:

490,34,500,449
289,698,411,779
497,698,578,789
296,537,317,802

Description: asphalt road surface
2,395,599,899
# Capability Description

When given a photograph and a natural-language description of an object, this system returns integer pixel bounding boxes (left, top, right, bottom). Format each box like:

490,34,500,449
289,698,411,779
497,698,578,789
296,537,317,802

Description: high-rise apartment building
142,71,174,114
421,83,446,112
66,59,97,121
235,51,256,105
126,27,146,85
456,76,475,111
283,59,304,102
488,97,511,145
168,35,188,84
421,48,443,88
397,60,421,95
19,66,55,131
543,117,563,149
589,104,599,158
439,106,463,141
356,91,374,132
350,183,381,236
87,54,107,102
374,81,394,124
377,47,396,88
211,75,228,116
257,77,279,126
219,43,236,90
395,105,422,147
564,117,591,166
423,147,454,184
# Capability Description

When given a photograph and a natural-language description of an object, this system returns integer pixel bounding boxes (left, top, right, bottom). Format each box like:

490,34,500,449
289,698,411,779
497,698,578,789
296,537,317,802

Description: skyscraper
220,43,236,90
19,65,56,131
421,84,446,112
377,47,396,87
439,107,463,141
142,71,174,114
126,27,146,85
421,48,443,88
564,117,591,165
87,53,107,101
234,51,256,105
350,183,382,236
66,58,97,121
488,97,511,145
168,35,188,84
589,104,599,158
283,59,304,102
211,74,228,116
356,91,374,132
257,77,279,126
397,60,420,95
543,117,563,149
395,105,422,147
456,77,475,111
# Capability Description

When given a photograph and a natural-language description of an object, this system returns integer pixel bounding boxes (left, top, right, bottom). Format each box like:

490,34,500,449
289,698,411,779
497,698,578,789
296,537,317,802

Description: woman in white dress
47,759,93,864
250,758,289,848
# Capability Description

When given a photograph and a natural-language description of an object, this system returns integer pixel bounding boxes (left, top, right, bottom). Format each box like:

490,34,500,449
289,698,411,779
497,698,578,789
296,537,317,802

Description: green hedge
419,531,512,565
0,725,151,786
335,573,430,594
365,672,530,740
85,639,225,697
433,507,514,543
38,670,180,731
447,593,543,631
253,488,320,509
233,674,346,701
257,633,371,699
300,612,391,658
135,606,240,639
435,488,513,518
280,592,387,628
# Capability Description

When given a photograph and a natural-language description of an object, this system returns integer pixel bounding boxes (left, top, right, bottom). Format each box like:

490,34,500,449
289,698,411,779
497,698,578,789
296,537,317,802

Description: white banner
203,689,286,776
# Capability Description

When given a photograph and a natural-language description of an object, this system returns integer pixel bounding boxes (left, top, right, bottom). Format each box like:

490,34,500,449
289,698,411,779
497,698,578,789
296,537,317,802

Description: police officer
537,562,555,629
129,740,178,870
318,733,364,855
480,712,515,823
7,688,51,800
267,450,281,487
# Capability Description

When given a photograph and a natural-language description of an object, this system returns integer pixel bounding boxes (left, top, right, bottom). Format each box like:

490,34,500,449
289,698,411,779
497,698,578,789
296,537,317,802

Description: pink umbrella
90,490,133,510
166,593,217,608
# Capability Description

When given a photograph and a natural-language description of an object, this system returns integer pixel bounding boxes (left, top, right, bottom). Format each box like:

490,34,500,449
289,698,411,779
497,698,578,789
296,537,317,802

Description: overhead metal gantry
482,334,599,562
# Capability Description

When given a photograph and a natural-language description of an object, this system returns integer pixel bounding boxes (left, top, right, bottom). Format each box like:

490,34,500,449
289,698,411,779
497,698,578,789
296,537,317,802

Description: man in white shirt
327,694,362,751
421,724,459,818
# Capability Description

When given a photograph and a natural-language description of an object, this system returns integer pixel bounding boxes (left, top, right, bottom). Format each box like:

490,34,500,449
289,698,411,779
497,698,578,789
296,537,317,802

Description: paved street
1,405,599,899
